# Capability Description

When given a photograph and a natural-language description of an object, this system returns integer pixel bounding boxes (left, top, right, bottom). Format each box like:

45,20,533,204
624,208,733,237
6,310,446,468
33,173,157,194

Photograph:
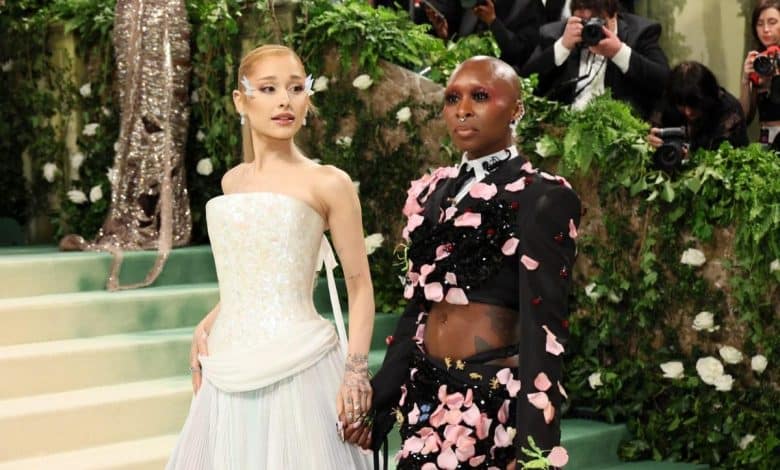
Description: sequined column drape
60,0,192,290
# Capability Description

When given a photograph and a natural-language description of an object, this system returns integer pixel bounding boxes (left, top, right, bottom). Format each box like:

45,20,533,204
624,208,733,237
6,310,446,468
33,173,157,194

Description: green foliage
295,0,442,79
518,80,780,467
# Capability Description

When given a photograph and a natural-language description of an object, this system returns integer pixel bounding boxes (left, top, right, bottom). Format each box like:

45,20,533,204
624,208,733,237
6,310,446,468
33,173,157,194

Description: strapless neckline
208,191,325,224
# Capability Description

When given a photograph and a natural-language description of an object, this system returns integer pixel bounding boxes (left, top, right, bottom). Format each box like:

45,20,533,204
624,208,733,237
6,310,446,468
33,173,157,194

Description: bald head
449,56,520,102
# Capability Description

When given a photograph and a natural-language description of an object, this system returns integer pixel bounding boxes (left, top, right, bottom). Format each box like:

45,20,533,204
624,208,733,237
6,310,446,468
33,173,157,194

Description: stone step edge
0,283,219,309
0,376,191,420
0,327,193,360
0,434,178,470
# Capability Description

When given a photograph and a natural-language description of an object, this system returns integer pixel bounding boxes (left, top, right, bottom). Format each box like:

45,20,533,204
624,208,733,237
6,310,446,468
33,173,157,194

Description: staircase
0,246,706,469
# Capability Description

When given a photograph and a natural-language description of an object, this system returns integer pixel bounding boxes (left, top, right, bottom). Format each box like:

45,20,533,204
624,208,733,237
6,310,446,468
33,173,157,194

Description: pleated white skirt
166,345,373,469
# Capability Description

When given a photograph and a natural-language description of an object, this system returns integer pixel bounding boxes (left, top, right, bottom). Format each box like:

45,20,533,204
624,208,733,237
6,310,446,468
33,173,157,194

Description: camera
653,127,688,171
750,45,780,84
581,17,606,47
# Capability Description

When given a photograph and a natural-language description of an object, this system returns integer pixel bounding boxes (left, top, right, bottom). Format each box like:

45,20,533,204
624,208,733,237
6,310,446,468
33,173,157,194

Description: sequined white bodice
205,192,327,354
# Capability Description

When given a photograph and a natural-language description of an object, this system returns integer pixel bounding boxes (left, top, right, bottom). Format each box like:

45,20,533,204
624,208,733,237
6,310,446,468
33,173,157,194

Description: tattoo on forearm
345,353,369,374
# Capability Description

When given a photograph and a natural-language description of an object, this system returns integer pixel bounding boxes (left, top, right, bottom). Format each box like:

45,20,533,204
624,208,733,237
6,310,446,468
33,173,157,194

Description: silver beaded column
60,0,192,290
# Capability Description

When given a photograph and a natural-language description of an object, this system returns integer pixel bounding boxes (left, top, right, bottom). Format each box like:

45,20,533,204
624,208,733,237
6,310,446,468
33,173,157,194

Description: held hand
589,26,622,58
473,0,496,25
647,128,663,149
424,5,449,39
561,16,583,50
190,322,209,394
339,413,373,449
337,353,373,425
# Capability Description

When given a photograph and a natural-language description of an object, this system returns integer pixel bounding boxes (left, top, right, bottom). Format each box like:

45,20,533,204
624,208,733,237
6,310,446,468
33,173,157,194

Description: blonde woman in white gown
166,45,374,469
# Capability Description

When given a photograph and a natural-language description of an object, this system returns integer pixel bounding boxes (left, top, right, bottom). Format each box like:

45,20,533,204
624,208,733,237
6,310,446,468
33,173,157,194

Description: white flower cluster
364,233,384,255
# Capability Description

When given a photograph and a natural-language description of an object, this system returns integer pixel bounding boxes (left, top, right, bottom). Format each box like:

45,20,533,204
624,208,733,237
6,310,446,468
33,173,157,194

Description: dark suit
455,0,544,70
520,12,669,118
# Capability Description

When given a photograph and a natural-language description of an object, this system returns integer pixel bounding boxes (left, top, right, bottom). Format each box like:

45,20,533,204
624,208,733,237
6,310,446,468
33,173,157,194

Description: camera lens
754,55,776,77
581,18,605,47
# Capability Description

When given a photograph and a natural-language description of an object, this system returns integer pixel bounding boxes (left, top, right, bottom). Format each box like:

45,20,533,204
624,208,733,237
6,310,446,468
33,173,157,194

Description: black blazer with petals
370,156,581,466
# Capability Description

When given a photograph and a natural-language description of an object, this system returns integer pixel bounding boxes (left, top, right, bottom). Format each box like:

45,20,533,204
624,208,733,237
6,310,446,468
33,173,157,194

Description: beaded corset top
204,192,326,354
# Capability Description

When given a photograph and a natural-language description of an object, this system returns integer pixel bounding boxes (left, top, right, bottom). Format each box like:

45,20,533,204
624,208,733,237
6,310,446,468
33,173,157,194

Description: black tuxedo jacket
520,12,669,119
370,156,581,466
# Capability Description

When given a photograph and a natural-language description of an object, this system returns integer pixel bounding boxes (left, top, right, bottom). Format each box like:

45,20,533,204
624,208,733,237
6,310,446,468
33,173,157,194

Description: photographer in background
520,0,669,119
740,0,780,148
649,62,748,171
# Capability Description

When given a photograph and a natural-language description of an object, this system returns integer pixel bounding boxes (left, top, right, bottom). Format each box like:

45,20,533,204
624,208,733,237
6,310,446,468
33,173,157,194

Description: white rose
680,248,706,267
713,373,734,392
739,434,756,450
771,259,780,272
1,60,13,72
82,123,99,136
696,356,724,385
313,75,329,92
587,372,603,389
692,311,719,332
69,151,85,174
584,282,601,300
106,167,118,184
607,291,622,303
660,361,684,379
718,346,743,365
190,90,199,103
89,185,103,202
352,74,373,90
42,162,58,183
396,106,412,123
196,130,206,142
751,354,768,374
364,233,384,255
67,189,88,204
196,158,213,176
79,82,92,98
101,106,112,117
336,136,352,147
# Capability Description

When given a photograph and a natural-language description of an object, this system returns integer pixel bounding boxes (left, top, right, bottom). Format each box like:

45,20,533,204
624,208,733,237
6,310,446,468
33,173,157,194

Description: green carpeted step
1,284,218,345
0,328,191,399
0,376,191,462
592,462,708,469
562,418,628,467
0,246,217,299
0,433,179,470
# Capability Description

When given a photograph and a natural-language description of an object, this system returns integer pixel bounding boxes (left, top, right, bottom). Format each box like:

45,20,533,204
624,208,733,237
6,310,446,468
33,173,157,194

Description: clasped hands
337,353,373,449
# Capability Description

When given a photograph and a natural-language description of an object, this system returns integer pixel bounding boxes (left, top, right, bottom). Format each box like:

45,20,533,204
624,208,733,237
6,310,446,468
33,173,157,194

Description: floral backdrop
1,0,779,468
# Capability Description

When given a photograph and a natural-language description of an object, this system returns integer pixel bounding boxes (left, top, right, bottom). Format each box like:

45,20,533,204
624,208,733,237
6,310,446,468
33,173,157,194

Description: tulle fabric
166,345,373,469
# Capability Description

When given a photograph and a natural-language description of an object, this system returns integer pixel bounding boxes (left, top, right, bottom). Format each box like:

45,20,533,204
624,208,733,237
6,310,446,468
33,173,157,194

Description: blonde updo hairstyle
236,44,312,163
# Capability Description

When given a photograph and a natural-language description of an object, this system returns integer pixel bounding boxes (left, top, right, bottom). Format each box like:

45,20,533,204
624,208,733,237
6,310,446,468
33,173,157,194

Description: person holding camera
648,61,748,171
520,0,669,119
740,0,780,148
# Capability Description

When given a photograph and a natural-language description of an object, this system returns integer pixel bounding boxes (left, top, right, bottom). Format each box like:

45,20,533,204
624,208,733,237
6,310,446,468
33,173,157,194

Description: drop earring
240,113,246,126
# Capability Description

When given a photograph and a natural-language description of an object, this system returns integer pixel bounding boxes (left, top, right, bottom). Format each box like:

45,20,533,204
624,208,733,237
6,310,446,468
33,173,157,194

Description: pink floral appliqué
521,254,540,270
502,237,519,255
454,212,482,228
542,325,565,356
496,368,521,397
469,182,498,200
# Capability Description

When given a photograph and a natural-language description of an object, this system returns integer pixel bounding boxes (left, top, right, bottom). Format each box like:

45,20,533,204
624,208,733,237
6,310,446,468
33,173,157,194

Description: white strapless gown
166,192,372,469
